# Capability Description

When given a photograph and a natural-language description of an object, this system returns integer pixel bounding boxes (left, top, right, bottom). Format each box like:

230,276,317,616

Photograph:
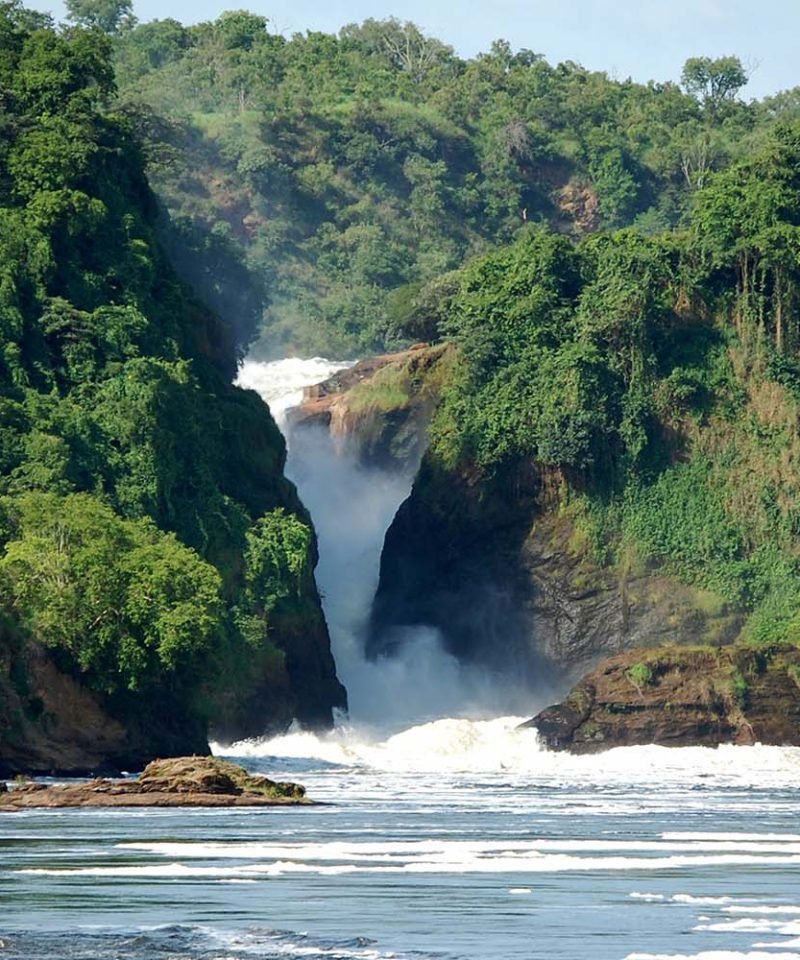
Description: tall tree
65,0,133,33
681,56,748,115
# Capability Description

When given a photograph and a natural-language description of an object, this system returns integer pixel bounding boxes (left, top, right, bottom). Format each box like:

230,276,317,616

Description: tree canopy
0,1,340,744
109,13,772,355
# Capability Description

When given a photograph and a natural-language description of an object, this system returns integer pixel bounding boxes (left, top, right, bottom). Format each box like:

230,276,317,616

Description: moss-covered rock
526,644,800,752
137,756,306,799
290,343,453,472
0,756,308,809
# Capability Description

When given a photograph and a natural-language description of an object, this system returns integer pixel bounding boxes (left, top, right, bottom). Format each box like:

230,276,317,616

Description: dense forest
107,8,800,355
0,0,343,772
4,0,800,767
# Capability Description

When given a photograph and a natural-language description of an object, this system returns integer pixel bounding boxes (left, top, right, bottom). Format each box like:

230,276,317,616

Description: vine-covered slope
372,126,800,701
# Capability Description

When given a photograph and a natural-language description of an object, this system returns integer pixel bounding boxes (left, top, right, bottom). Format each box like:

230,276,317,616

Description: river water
2,360,800,960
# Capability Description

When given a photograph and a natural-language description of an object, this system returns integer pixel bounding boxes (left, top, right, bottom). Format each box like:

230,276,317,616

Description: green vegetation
421,122,800,648
0,1,339,749
1,493,222,692
346,363,413,415
730,669,749,709
107,10,790,355
626,661,654,691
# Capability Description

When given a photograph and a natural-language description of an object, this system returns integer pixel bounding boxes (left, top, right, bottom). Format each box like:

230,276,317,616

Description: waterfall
238,357,536,733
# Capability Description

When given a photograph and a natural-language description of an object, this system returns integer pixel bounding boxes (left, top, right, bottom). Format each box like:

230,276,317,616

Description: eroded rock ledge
290,342,452,470
526,644,800,753
0,756,309,810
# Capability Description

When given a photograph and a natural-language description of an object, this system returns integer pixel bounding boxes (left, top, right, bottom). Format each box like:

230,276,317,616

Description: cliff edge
526,645,800,753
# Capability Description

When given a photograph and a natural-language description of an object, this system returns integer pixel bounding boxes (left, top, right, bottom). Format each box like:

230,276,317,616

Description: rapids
4,357,800,960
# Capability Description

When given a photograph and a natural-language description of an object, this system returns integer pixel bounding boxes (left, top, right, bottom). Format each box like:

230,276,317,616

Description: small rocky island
0,756,309,810
527,644,800,753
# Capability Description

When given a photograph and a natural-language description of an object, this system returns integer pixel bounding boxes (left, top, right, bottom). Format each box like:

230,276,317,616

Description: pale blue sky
29,0,799,100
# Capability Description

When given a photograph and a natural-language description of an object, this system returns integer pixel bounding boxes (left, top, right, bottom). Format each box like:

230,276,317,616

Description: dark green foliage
0,5,327,735
111,14,770,355
681,56,748,114
431,228,675,474
0,493,222,692
426,126,800,647
65,0,133,33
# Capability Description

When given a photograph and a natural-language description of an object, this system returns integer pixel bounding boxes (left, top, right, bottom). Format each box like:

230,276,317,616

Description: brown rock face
0,639,208,778
527,645,800,753
289,343,452,472
370,456,741,690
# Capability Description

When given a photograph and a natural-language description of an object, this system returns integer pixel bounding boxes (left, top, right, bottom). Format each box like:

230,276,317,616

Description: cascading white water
224,357,800,790
234,357,539,745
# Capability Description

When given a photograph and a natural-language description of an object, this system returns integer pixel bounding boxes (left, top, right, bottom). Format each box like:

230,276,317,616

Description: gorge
5,7,800,959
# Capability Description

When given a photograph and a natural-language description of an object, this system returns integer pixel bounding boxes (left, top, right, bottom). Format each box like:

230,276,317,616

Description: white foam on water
508,887,532,894
671,896,745,905
630,895,764,906
215,716,800,786
215,716,541,773
30,848,800,878
664,833,800,843
116,838,800,860
236,357,354,426
725,907,800,915
626,953,800,960
695,919,800,935
205,926,393,960
754,940,800,950
19,864,257,879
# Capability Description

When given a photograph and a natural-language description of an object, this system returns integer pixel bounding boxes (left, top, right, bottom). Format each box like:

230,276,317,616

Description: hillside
110,14,796,355
0,2,344,775
371,126,800,717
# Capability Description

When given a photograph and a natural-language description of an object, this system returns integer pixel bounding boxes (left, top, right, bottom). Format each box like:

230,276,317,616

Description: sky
28,0,800,101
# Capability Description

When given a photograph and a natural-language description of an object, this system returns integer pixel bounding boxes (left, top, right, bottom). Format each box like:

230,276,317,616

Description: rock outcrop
0,756,308,809
369,456,741,689
290,343,452,472
526,644,800,752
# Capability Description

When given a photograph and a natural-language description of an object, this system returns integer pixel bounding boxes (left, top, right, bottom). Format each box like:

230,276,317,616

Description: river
2,359,800,960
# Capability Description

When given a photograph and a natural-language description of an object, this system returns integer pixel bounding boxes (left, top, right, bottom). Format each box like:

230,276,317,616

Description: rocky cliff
289,346,745,702
527,644,800,752
369,455,742,691
290,343,453,472
0,633,207,778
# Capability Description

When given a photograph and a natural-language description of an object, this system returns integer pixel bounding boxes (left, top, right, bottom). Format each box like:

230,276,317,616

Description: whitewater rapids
231,355,800,791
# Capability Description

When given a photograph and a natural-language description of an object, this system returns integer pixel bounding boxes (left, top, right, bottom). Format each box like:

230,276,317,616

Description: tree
0,492,222,691
681,56,748,114
65,0,133,33
341,18,453,83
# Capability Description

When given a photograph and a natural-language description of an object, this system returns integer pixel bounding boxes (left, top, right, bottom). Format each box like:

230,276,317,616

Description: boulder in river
525,644,800,753
0,756,308,810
